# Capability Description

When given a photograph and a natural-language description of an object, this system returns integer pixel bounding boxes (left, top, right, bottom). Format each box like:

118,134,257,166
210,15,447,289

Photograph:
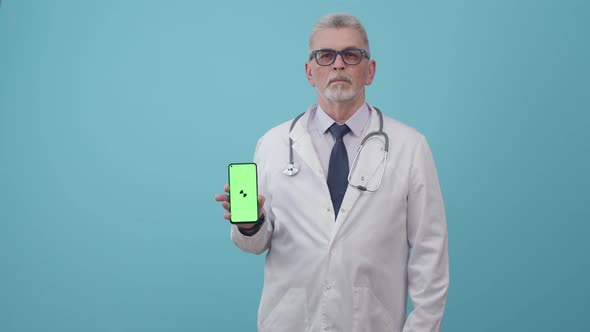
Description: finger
258,195,266,217
258,195,266,206
224,183,229,193
221,201,229,211
214,193,229,202
224,212,231,220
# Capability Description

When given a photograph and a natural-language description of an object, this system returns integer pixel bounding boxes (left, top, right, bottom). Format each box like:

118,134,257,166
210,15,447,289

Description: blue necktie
327,123,351,218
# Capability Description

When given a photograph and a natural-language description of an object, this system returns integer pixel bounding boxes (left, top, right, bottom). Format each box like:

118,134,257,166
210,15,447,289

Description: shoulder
254,113,304,156
380,113,426,144
256,118,294,148
260,119,293,141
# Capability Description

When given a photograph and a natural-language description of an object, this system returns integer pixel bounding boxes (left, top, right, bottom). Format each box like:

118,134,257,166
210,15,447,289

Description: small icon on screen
239,190,247,197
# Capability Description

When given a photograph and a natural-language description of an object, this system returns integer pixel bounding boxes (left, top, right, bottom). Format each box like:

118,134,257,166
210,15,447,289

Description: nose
332,53,346,70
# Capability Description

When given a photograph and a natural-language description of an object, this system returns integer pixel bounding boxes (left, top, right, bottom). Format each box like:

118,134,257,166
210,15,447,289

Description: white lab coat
231,104,449,332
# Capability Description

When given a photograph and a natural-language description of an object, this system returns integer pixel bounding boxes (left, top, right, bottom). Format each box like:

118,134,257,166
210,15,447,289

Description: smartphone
228,163,259,224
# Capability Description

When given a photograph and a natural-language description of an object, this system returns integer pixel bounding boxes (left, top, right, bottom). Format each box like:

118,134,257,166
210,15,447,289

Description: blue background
1,0,589,331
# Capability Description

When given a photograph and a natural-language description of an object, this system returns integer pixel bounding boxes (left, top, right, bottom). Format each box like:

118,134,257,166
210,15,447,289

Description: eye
313,50,336,65
342,50,361,62
318,51,335,60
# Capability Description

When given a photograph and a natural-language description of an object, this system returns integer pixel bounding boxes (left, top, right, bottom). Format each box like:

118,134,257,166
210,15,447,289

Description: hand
214,183,266,229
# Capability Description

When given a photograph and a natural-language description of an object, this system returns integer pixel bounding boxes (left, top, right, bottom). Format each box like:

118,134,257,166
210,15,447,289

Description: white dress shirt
308,103,371,176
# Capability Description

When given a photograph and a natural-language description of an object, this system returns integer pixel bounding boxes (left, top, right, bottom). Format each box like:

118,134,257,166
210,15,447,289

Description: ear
364,60,376,85
305,62,316,87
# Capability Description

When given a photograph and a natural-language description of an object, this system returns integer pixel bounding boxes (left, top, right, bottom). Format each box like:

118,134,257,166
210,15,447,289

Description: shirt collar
315,103,370,137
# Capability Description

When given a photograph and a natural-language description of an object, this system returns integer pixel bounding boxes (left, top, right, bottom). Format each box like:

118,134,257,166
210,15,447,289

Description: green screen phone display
228,163,258,223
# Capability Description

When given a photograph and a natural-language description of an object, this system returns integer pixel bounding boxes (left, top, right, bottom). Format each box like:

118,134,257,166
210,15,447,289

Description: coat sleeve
230,135,274,255
402,135,449,332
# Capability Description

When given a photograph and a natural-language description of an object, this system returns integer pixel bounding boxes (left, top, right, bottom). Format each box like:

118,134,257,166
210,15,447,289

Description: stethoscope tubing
284,104,389,191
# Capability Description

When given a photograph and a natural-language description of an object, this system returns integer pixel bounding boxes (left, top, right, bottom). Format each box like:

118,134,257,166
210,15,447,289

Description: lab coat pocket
260,288,308,332
352,287,394,332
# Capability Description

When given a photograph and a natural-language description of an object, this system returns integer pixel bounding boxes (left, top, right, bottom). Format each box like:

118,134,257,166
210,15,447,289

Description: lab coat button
340,208,346,213
325,285,331,290
324,327,330,331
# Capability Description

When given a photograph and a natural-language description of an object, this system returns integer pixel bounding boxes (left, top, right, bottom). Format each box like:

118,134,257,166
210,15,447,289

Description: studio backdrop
1,0,589,331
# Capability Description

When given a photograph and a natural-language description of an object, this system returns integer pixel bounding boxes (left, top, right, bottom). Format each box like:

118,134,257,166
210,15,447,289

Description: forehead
311,27,366,50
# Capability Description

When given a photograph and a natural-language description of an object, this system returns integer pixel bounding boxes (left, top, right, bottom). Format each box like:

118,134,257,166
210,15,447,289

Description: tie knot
329,123,350,140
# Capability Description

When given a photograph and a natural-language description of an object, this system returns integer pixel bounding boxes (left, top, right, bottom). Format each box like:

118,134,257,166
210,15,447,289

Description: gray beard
322,85,360,103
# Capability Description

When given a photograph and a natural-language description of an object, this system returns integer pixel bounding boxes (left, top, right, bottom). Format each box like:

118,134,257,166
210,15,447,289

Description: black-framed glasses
309,48,370,66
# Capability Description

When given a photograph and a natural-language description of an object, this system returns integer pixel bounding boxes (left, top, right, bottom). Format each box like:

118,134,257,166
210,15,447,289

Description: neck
318,92,366,124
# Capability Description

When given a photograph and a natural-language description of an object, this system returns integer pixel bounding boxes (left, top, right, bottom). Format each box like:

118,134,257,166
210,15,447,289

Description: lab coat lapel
331,106,384,238
288,111,325,183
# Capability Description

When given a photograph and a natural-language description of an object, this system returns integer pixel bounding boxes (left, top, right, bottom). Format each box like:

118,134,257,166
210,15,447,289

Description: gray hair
309,13,370,52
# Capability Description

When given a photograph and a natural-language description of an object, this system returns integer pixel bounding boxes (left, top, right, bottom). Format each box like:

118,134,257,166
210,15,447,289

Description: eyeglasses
309,48,370,66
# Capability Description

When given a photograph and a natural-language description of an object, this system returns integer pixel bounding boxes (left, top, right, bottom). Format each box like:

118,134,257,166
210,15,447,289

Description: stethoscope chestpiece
283,163,299,176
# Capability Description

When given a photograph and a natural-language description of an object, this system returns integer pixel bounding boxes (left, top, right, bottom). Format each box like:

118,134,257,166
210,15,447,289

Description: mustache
328,74,352,85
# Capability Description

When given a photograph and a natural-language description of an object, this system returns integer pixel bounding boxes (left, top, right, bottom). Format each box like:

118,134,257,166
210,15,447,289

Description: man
215,13,449,332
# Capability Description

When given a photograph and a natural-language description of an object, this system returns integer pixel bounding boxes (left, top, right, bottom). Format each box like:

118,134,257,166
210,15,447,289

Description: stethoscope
283,105,389,192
